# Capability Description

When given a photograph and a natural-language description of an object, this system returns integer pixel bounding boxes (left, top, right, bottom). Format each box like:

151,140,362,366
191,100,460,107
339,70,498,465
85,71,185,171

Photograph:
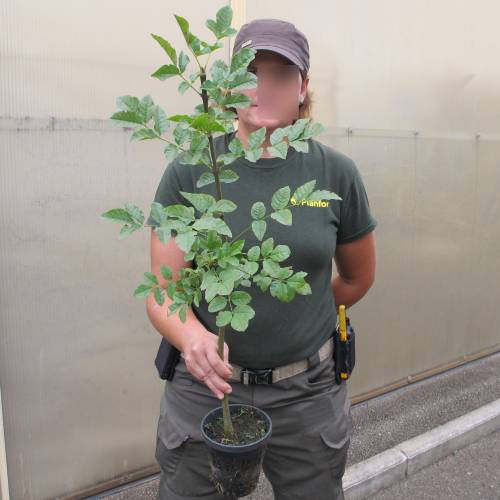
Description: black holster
333,317,356,384
155,337,181,381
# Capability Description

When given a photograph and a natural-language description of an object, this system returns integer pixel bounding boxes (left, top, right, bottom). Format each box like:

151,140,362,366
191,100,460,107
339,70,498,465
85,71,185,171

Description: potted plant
101,5,342,499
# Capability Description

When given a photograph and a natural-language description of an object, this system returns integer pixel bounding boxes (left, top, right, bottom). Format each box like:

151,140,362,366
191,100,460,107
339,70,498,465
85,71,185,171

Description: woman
146,18,377,500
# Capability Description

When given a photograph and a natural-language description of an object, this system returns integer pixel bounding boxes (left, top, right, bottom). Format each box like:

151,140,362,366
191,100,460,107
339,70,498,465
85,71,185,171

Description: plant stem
218,325,235,437
200,68,235,439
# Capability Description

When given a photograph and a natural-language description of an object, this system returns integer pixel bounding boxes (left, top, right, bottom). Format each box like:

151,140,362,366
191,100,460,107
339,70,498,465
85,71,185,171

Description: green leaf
287,271,312,295
308,189,343,201
178,51,190,73
151,34,177,64
251,220,267,240
205,5,237,39
267,141,288,159
196,172,215,187
290,140,309,153
248,127,266,150
270,281,295,302
174,14,190,39
228,137,244,154
247,246,260,261
220,93,252,108
228,240,245,256
230,291,251,306
219,169,239,183
168,301,182,315
293,180,316,202
116,95,140,112
124,203,144,225
137,95,156,122
160,265,172,281
270,208,292,225
179,304,187,322
175,230,196,252
118,224,141,239
153,106,168,134
101,208,134,224
191,113,225,133
210,199,237,213
253,274,272,292
271,186,290,210
293,282,311,295
270,245,291,262
192,217,232,237
205,281,220,303
245,148,263,162
130,128,157,141
270,126,289,145
230,47,256,73
226,71,258,90
166,281,176,299
179,191,216,213
153,287,165,306
165,204,195,221
168,114,193,123
164,143,180,162
216,310,232,327
263,259,285,279
154,227,172,244
217,152,240,166
110,110,143,126
217,280,234,296
208,295,228,313
149,202,167,225
251,201,266,220
173,124,192,146
151,64,180,80
178,81,190,94
230,304,255,332
216,5,233,31
302,121,326,139
220,267,243,283
241,260,259,276
287,118,310,141
261,237,274,257
144,272,158,286
210,60,230,85
173,14,207,57
133,283,152,298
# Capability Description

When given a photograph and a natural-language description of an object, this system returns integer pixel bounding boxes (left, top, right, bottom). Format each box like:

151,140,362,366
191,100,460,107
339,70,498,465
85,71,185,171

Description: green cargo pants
155,343,353,499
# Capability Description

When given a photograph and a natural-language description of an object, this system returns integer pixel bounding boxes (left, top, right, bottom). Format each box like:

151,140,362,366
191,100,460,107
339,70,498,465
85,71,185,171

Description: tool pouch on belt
333,317,356,385
155,337,181,381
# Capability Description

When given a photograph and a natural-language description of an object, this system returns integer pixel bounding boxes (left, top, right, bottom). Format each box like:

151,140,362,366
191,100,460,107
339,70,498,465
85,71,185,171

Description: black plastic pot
201,403,272,499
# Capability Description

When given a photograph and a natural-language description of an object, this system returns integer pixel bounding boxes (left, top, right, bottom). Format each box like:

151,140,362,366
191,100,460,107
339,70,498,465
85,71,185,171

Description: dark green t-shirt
146,130,377,368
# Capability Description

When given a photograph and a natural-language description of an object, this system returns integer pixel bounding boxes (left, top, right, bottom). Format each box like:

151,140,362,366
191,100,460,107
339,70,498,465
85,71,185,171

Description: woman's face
236,50,308,131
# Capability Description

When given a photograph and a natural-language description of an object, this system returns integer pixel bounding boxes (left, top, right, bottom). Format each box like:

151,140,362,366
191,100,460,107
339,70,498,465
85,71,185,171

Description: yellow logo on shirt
290,196,329,208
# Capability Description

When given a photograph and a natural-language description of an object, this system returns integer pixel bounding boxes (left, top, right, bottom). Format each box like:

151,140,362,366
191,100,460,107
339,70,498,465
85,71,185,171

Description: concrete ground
371,427,500,500
92,351,500,500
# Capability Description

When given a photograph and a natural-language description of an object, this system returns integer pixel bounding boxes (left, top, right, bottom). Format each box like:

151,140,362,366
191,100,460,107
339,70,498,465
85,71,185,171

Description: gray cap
232,18,310,77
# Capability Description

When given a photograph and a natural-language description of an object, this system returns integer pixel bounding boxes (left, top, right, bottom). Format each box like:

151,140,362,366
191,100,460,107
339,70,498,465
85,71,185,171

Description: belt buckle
240,368,274,385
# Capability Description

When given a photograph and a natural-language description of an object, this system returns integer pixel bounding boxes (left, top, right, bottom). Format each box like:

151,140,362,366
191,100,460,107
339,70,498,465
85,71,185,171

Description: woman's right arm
146,229,233,400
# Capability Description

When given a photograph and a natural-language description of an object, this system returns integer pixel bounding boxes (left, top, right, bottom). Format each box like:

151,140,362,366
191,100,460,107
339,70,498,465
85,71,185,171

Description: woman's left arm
332,231,376,310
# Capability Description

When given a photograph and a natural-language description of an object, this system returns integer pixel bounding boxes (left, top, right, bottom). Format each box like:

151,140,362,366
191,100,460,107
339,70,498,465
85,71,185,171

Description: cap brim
248,44,305,72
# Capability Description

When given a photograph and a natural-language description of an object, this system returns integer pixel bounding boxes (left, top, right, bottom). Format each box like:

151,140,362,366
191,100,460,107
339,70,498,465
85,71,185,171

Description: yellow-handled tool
338,305,348,380
334,304,356,384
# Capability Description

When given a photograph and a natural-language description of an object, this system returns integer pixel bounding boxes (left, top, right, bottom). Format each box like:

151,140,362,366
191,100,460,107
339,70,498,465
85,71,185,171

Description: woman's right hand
182,329,234,400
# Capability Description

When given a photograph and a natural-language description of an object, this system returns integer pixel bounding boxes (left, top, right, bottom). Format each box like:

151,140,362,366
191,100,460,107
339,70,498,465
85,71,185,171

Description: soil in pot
203,405,268,445
201,404,272,499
